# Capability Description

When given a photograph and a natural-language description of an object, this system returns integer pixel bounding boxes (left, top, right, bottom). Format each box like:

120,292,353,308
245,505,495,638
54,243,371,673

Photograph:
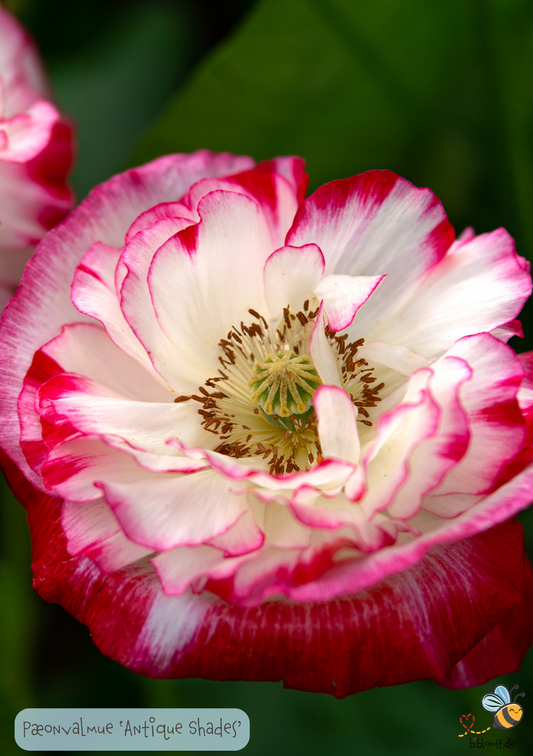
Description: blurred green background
1,0,533,753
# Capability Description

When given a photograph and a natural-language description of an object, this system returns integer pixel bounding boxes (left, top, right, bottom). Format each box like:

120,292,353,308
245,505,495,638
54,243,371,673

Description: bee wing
495,685,511,704
482,694,505,711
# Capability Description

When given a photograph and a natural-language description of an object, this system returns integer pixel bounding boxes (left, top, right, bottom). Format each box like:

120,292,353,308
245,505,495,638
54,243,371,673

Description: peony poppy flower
0,3,74,309
1,151,533,697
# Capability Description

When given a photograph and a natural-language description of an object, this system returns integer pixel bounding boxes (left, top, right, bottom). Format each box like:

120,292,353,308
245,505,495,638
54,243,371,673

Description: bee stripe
503,709,516,726
496,707,520,729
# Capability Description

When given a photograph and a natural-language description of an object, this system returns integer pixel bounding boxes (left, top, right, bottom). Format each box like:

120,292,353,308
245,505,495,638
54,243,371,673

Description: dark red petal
3,443,529,698
438,559,533,689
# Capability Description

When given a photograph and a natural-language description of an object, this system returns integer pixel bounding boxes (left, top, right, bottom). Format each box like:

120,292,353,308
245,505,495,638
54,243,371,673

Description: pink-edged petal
42,323,172,401
491,318,524,342
19,346,63,477
42,434,209,507
309,303,342,386
228,160,306,247
100,469,247,551
125,202,197,244
198,445,352,492
263,243,324,318
18,324,189,484
315,273,386,331
169,436,353,496
208,509,265,556
0,122,73,249
289,488,396,552
314,384,360,463
287,171,454,337
62,497,153,573
151,546,234,597
432,333,525,496
383,229,532,358
4,449,531,696
71,241,158,378
346,369,439,511
126,150,254,243
386,355,471,519
182,158,308,249
0,151,254,482
37,373,208,455
288,459,533,603
42,437,147,501
0,100,58,162
151,503,310,598
517,351,533,424
123,151,255,242
119,217,204,393
148,191,271,386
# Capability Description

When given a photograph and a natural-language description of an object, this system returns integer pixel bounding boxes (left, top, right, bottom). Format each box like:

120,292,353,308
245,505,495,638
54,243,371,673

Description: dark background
1,0,532,753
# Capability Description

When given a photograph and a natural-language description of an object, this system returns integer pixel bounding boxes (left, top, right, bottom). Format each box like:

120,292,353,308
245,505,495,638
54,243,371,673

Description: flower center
249,351,321,417
175,302,384,474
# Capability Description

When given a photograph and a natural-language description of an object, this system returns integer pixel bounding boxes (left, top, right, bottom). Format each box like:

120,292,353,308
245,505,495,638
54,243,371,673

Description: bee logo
482,684,525,730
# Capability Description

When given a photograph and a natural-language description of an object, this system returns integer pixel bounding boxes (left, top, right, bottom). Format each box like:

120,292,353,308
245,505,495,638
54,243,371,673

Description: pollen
249,351,321,417
180,302,384,474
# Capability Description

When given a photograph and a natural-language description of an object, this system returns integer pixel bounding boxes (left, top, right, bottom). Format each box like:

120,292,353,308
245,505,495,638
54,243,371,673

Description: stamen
191,304,383,474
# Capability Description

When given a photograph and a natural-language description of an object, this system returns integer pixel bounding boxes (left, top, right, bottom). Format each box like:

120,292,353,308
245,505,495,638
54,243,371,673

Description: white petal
309,304,341,386
315,274,386,331
263,243,324,318
376,229,531,358
358,340,431,375
314,385,360,464
148,191,272,386
62,497,153,572
101,469,247,550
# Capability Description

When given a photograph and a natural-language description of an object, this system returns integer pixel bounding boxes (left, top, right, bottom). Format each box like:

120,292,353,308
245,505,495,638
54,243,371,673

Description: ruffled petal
148,191,272,386
386,355,472,519
6,455,527,696
0,151,256,482
430,333,525,498
380,229,532,358
42,323,172,401
287,170,454,338
100,469,247,550
71,241,159,378
0,100,59,163
37,373,208,455
182,157,308,249
346,368,439,512
62,497,153,573
119,217,200,392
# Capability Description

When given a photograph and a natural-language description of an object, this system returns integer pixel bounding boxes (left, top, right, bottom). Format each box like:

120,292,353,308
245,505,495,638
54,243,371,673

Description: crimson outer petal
3,449,532,698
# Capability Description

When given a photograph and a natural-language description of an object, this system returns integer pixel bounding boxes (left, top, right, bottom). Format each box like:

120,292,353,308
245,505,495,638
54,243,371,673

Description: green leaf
49,2,201,200
132,0,533,251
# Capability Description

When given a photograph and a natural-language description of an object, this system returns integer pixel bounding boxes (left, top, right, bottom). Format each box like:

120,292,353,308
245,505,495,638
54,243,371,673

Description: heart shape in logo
460,714,475,732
